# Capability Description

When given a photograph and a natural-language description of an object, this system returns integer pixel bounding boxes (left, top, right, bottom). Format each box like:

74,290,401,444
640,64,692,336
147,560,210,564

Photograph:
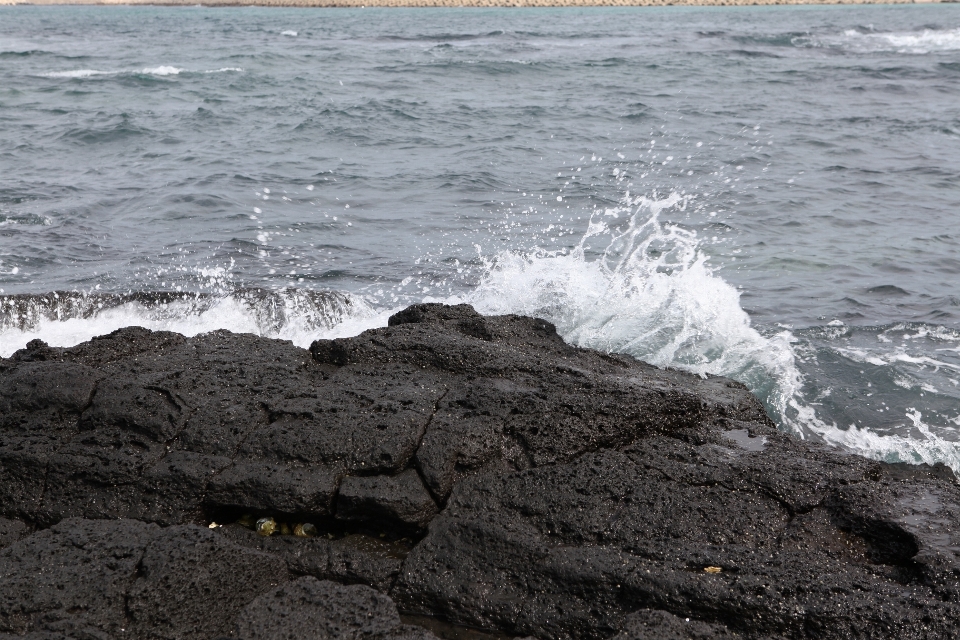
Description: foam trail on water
790,401,960,471
798,27,960,55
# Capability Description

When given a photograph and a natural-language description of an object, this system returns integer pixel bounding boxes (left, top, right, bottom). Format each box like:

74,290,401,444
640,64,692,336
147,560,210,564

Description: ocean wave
0,212,51,226
450,192,802,429
795,404,960,471
786,320,960,472
734,27,960,56
37,67,242,79
446,193,960,474
829,27,960,55
0,289,379,359
380,30,506,43
39,69,114,79
0,49,53,58
140,65,184,76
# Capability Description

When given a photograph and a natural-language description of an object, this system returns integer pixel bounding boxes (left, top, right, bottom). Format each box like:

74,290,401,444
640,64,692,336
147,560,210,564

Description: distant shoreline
1,0,953,6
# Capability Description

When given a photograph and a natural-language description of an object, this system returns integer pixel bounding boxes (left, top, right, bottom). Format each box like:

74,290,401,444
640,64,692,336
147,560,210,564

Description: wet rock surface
0,303,958,639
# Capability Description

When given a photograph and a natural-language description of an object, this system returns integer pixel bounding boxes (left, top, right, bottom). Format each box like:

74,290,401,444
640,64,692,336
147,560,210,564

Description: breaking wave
821,27,960,55
457,192,798,409
0,289,380,359
453,192,960,474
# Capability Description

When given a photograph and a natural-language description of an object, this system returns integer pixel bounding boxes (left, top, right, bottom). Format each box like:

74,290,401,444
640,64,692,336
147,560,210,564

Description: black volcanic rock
337,470,439,530
235,577,440,640
609,610,738,640
216,523,406,592
0,518,290,639
0,518,29,550
0,303,958,640
392,443,960,638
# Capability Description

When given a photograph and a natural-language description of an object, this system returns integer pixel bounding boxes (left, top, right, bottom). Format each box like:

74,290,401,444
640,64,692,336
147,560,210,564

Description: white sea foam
448,192,960,473
452,192,802,426
0,214,51,227
813,409,960,472
281,30,298,37
0,289,385,359
831,28,960,54
39,69,114,78
458,194,750,366
141,66,184,76
37,67,241,79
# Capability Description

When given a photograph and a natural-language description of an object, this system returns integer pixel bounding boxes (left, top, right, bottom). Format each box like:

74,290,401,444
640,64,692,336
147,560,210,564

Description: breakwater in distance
1,0,956,8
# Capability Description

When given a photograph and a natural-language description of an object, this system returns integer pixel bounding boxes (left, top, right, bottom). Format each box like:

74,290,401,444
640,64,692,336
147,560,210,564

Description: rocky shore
1,303,958,639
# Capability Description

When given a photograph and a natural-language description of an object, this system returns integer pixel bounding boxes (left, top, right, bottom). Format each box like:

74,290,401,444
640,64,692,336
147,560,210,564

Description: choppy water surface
2,5,959,470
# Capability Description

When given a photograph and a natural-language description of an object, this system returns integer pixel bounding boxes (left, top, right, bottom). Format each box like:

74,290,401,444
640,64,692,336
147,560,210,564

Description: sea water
1,4,959,471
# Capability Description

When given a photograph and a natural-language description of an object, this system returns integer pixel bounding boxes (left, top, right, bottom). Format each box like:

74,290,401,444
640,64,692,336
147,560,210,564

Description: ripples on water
1,5,959,470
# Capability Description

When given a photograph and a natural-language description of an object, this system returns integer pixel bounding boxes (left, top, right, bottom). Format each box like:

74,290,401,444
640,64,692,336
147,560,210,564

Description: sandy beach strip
0,0,952,7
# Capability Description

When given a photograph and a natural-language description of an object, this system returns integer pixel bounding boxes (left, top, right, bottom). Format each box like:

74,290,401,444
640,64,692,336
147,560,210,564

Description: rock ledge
1,303,958,639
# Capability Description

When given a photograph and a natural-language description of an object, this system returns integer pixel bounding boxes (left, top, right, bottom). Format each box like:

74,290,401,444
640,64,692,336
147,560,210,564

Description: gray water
2,4,959,470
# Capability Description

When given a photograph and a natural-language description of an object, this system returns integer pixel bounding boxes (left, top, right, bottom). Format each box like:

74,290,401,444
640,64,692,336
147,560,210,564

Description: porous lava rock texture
1,303,958,640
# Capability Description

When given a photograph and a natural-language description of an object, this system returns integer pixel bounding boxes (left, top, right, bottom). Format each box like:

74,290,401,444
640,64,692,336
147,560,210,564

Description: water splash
454,192,960,474
0,289,379,358
456,192,801,425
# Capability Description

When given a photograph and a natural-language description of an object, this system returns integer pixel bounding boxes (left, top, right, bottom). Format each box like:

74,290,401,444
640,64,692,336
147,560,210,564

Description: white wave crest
804,406,960,473
835,28,960,54
452,192,960,474
455,192,801,423
39,69,114,78
37,66,241,79
0,289,384,359
141,66,183,76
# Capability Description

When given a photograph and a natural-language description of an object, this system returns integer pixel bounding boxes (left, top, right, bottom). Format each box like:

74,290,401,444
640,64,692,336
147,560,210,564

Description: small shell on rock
279,522,292,536
256,517,277,537
704,566,723,574
208,522,219,529
237,514,256,529
294,523,318,538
